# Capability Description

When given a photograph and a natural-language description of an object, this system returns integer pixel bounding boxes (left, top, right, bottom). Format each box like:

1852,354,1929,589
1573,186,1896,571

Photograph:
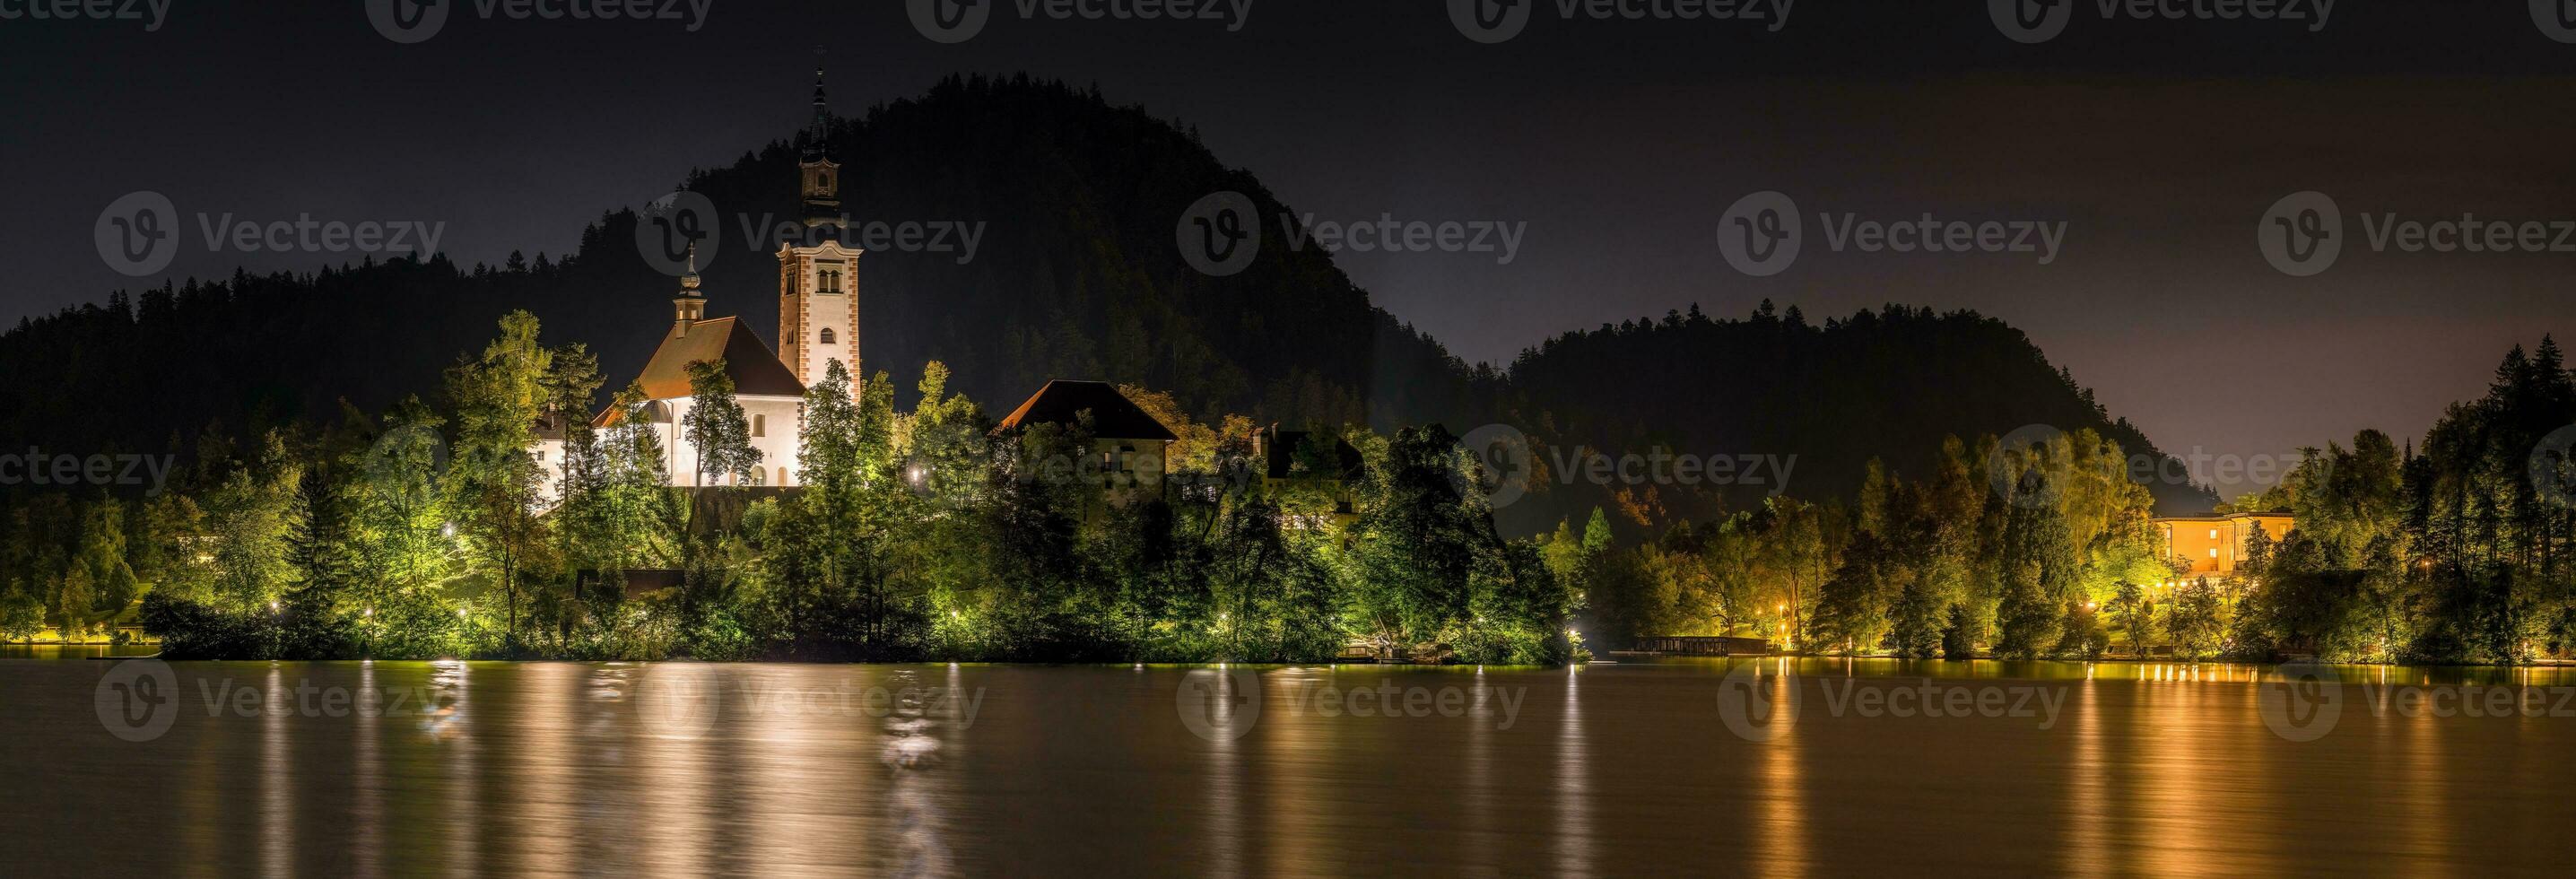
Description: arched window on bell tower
819,327,836,345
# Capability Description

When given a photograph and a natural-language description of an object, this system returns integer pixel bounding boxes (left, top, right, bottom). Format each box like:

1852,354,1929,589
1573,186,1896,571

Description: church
536,70,858,494
535,71,1175,500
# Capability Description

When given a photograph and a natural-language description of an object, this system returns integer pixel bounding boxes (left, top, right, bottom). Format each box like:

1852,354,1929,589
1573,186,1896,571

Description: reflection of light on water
2067,677,2107,876
1748,656,1806,878
1205,666,1245,879
430,659,476,879
355,661,382,879
262,665,289,879
1556,664,1593,877
880,667,954,877
515,664,577,876
640,665,710,878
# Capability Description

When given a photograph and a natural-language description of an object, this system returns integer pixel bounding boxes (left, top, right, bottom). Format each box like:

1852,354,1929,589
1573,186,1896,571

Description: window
752,414,767,438
778,466,789,486
817,267,844,294
819,327,836,344
2208,529,2219,540
2209,548,2220,559
748,467,765,486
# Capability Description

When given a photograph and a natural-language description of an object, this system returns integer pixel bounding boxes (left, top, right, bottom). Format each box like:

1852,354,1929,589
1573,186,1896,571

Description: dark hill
0,75,2211,524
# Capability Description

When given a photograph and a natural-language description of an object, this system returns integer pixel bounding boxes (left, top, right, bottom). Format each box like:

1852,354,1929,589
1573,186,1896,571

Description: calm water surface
5,656,2572,876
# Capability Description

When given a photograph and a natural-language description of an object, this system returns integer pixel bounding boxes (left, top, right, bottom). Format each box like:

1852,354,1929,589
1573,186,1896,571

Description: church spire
673,241,707,333
799,66,844,230
803,65,831,161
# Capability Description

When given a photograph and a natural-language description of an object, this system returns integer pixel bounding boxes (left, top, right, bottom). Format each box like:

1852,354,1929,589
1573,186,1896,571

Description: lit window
819,327,836,345
749,467,765,486
2209,548,2219,559
2208,529,2218,540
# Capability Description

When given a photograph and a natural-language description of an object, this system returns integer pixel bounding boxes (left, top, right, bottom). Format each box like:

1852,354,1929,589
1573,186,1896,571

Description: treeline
2227,338,2576,663
1582,337,2576,666
4,312,1578,665
1582,428,2174,659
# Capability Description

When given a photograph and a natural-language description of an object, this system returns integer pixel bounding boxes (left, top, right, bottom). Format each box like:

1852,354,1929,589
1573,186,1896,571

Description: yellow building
2153,512,2295,581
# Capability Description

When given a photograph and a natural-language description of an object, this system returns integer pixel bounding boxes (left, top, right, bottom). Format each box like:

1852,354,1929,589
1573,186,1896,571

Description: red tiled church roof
628,317,806,401
992,379,1178,441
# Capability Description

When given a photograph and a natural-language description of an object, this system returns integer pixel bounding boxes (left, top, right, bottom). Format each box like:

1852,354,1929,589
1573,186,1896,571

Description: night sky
5,1,2575,497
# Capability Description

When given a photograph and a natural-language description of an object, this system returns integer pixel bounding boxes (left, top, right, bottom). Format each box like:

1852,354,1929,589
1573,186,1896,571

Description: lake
4,656,2572,876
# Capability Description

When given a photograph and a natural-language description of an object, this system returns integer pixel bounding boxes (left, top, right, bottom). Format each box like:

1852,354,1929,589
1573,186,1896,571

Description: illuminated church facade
536,70,857,494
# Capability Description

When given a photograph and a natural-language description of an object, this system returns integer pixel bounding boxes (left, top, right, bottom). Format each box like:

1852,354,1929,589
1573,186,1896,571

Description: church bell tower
778,66,861,396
